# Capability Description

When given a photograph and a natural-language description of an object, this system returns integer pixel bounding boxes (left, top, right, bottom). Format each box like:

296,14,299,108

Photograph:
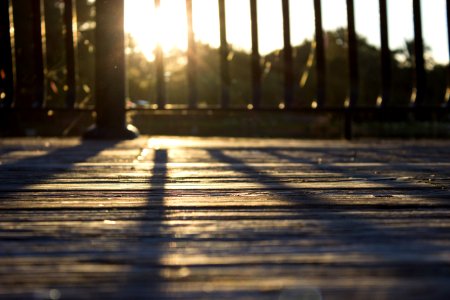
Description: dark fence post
412,0,426,106
154,0,166,109
84,0,138,139
379,0,391,107
186,0,197,108
446,0,450,106
313,0,326,107
11,0,45,108
0,0,14,108
32,0,46,108
345,0,359,140
250,0,261,109
282,0,294,109
218,0,230,108
63,0,77,108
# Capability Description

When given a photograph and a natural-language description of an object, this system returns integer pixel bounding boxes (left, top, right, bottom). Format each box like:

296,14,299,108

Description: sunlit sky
125,0,449,63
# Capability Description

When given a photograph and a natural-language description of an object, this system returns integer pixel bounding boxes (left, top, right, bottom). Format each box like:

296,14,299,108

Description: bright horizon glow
125,0,449,63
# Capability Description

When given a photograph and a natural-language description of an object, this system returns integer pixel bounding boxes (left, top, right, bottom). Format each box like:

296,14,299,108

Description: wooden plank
0,137,449,299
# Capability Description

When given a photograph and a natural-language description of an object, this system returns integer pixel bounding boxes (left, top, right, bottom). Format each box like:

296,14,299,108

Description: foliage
125,27,448,108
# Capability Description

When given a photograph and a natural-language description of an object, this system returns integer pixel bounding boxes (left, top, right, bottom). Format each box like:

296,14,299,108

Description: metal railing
0,0,449,139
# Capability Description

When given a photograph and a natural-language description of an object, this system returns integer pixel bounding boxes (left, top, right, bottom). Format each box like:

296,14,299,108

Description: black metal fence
0,0,449,139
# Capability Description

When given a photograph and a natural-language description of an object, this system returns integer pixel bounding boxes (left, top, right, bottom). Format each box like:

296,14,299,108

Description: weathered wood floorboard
0,137,449,299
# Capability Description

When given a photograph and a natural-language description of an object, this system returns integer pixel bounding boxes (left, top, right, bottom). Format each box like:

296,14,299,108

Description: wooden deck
0,137,449,299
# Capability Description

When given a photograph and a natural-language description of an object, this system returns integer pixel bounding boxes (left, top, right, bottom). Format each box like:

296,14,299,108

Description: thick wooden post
11,0,45,108
250,0,261,109
412,0,426,106
313,0,326,107
84,0,138,139
379,0,391,107
0,0,14,108
186,0,197,108
282,0,294,109
218,0,230,108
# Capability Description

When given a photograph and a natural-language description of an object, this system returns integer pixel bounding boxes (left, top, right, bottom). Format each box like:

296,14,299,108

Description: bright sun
125,0,189,61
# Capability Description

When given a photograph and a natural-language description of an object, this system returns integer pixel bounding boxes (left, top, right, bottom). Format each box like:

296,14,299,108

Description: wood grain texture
0,137,449,299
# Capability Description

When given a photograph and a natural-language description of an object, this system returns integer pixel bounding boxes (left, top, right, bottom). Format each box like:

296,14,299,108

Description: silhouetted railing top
0,0,449,139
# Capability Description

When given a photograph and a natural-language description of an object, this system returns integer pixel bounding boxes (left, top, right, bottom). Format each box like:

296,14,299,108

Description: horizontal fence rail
0,0,449,139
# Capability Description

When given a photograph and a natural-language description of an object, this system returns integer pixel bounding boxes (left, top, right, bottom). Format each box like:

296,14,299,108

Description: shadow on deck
0,137,449,299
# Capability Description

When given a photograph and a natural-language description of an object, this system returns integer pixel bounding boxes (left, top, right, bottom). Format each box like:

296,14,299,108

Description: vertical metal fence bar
346,0,359,108
250,0,261,109
32,0,45,108
0,0,14,108
282,0,294,109
313,0,326,107
186,0,197,108
345,0,358,139
446,0,450,106
218,0,230,108
63,0,77,108
154,0,166,109
412,0,426,106
379,0,391,107
85,0,137,139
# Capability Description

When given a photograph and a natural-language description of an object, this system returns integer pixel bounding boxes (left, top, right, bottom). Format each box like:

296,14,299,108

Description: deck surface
0,137,449,299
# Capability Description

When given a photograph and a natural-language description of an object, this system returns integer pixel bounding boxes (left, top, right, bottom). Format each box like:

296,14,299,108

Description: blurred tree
124,28,447,109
